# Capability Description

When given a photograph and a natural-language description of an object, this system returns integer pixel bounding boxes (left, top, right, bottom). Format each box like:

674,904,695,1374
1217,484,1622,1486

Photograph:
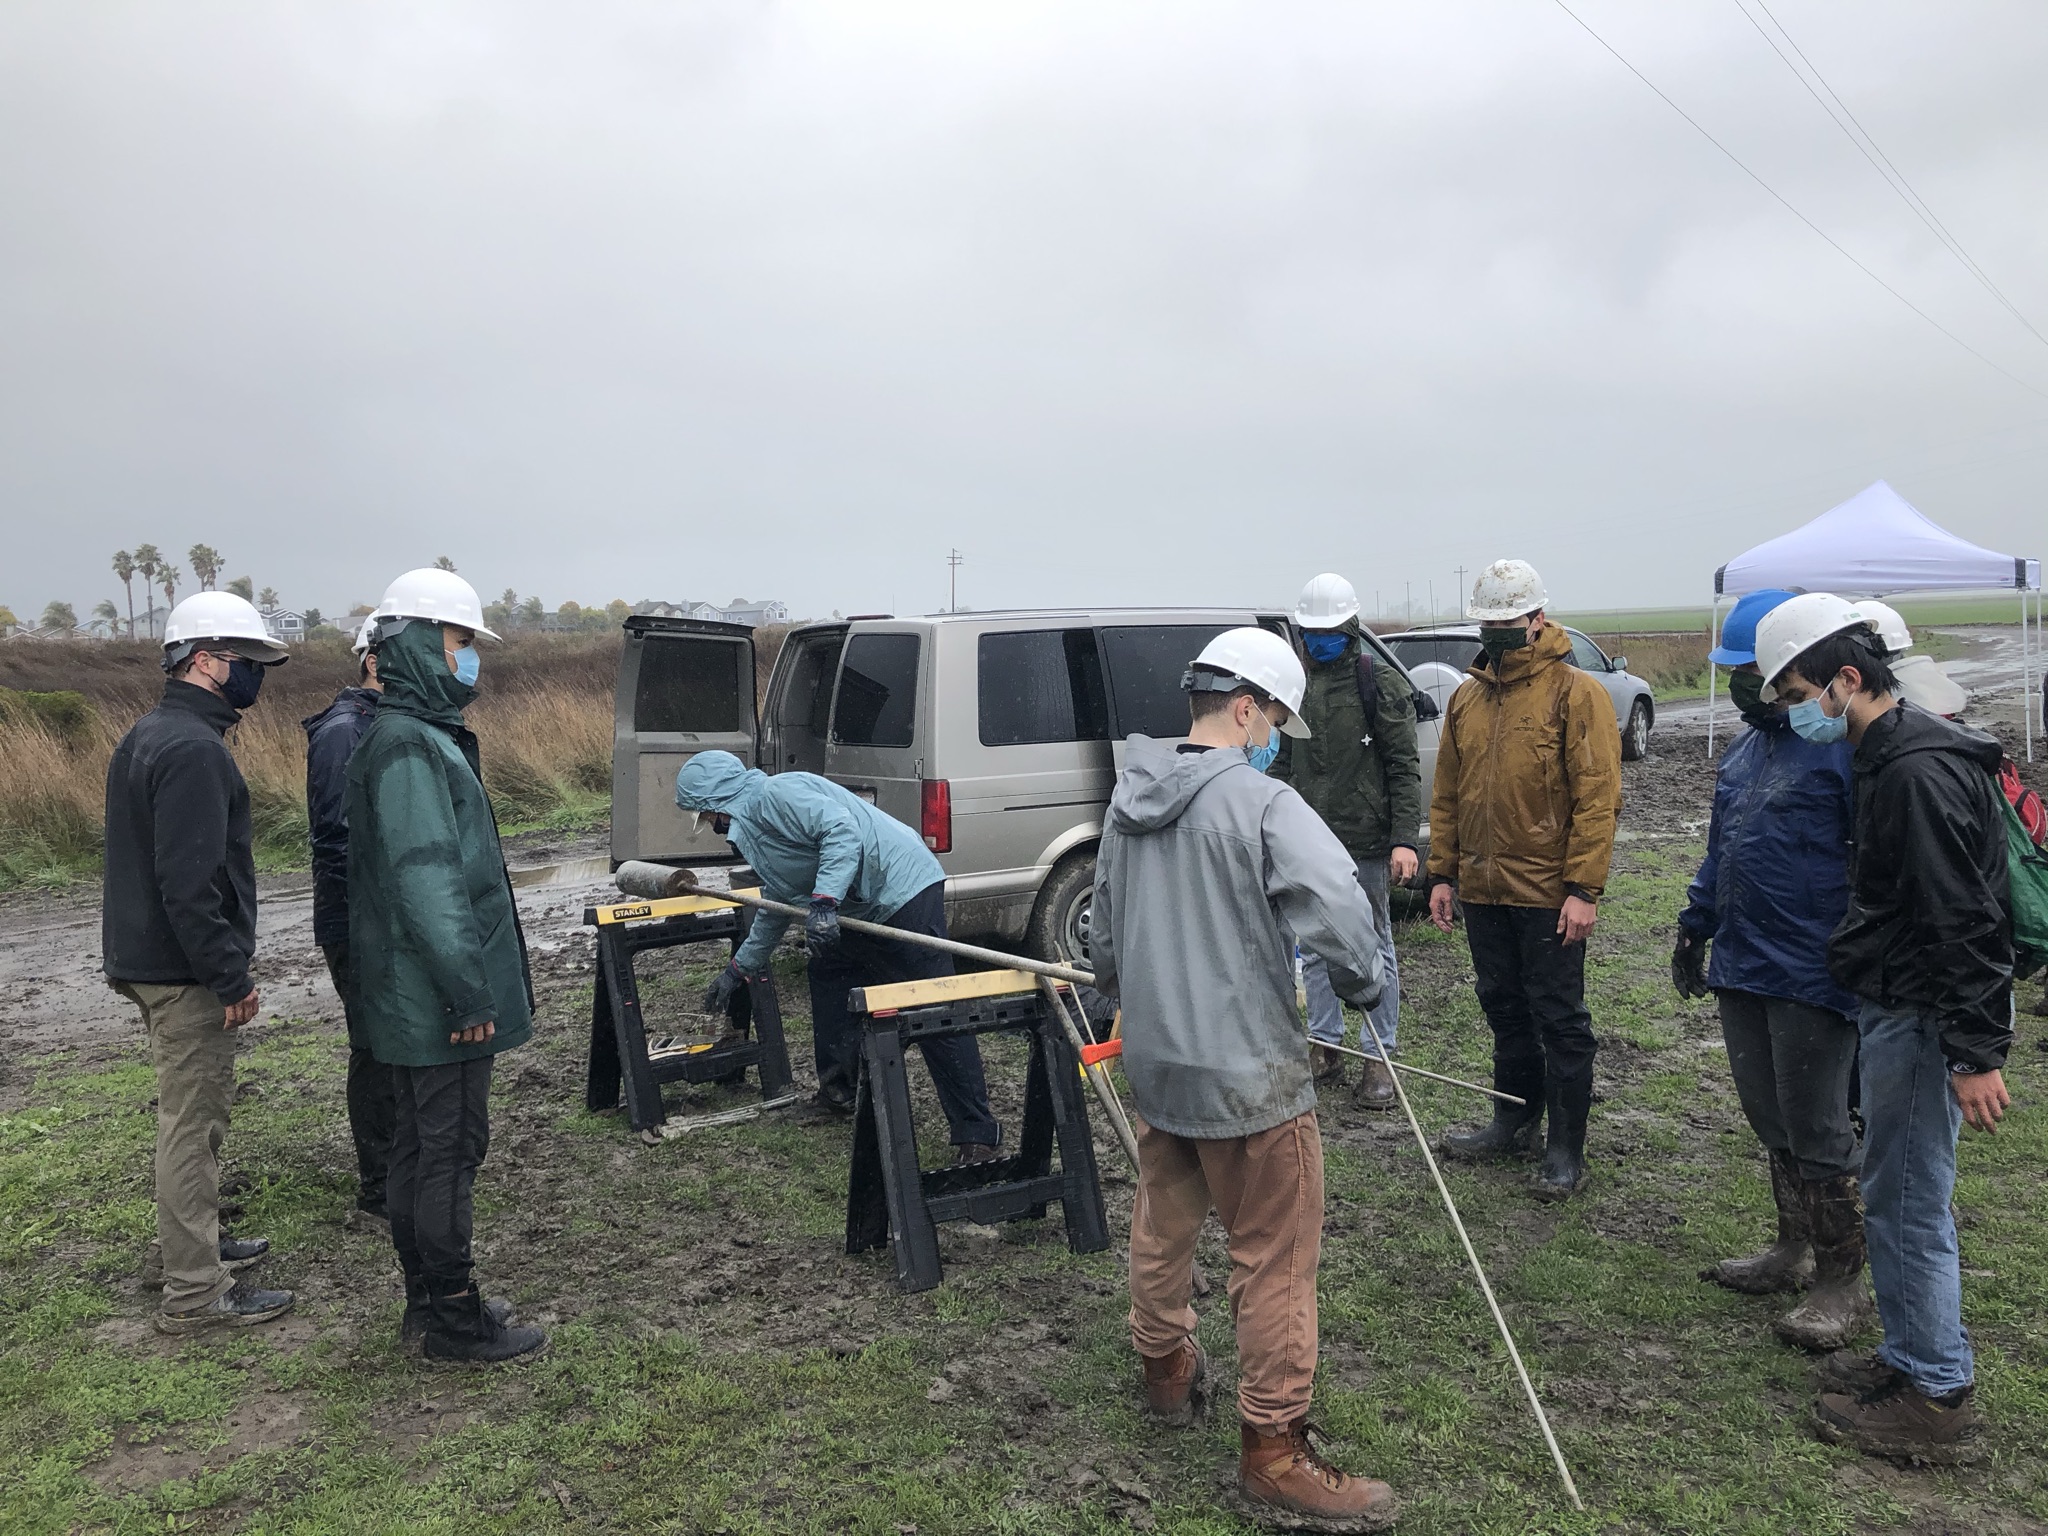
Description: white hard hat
1856,600,1913,656
1184,627,1311,738
371,568,500,641
1467,559,1549,622
1294,572,1360,631
351,616,378,656
162,591,288,665
1892,654,1967,716
1755,593,1876,701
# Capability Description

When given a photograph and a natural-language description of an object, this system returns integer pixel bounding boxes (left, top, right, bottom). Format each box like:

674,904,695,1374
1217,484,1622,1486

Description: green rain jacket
1271,622,1422,862
344,624,533,1067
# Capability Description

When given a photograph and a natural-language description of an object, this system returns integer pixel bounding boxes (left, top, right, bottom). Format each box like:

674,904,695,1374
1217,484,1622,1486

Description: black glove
1671,933,1710,1000
805,895,842,957
703,961,748,1015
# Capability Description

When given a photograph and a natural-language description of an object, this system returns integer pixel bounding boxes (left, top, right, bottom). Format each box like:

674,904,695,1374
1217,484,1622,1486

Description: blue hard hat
1710,588,1799,667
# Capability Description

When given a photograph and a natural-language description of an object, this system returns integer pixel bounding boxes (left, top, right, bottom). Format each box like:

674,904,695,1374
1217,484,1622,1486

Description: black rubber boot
422,1287,548,1364
1439,1056,1545,1162
1776,1173,1875,1351
1703,1149,1814,1294
401,1269,516,1348
1530,1071,1591,1202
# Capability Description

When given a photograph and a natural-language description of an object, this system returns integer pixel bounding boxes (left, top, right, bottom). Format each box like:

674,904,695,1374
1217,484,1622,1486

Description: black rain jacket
102,681,257,1004
1829,702,2014,1070
302,686,380,948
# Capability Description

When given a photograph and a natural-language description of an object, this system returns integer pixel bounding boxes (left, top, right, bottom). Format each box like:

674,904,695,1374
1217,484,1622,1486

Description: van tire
1027,850,1096,968
1621,699,1651,762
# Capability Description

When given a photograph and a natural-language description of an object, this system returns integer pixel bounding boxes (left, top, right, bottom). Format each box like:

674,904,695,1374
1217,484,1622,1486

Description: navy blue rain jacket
1679,716,1859,1017
303,686,380,947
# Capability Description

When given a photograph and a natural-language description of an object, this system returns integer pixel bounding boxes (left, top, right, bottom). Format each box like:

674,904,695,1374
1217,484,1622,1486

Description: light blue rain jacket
674,751,945,974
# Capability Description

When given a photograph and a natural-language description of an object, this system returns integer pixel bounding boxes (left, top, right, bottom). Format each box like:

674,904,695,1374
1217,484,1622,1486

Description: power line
1547,0,2048,404
1733,0,2048,353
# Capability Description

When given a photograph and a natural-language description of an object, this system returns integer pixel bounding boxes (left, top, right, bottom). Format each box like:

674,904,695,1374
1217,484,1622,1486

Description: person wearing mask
1094,628,1397,1532
1271,573,1422,1109
1675,589,1871,1351
672,751,1003,1162
104,592,296,1334
1428,561,1623,1201
1757,594,2012,1463
346,569,545,1364
303,617,395,1233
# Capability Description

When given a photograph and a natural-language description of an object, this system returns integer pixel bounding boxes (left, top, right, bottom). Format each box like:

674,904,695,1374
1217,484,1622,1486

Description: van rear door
824,627,926,834
612,617,758,865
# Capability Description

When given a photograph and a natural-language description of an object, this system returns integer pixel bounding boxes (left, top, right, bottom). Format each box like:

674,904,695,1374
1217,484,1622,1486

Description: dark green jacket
344,624,532,1067
1271,626,1422,861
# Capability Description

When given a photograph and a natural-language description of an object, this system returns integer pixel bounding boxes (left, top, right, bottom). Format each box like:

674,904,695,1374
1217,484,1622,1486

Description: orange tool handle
1079,1038,1123,1067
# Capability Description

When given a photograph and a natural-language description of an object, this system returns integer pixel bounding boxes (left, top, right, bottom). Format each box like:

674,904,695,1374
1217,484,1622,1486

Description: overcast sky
5,1,2046,625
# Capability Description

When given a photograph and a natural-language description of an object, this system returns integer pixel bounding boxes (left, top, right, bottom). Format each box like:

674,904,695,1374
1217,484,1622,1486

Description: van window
833,633,920,747
634,637,744,733
1098,623,1232,739
978,630,1110,746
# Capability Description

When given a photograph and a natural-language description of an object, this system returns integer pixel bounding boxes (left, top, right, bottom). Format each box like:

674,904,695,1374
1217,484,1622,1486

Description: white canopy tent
1708,481,2042,758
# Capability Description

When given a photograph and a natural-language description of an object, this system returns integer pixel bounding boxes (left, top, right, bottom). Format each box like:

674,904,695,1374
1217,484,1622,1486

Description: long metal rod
1314,1038,1526,1106
1356,1026,1584,1509
1036,975,1141,1173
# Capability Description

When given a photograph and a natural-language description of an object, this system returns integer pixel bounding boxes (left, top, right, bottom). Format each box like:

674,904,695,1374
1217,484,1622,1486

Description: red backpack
2000,759,2048,848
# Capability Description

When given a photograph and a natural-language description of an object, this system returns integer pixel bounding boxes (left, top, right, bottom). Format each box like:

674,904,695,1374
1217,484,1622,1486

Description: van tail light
920,778,952,853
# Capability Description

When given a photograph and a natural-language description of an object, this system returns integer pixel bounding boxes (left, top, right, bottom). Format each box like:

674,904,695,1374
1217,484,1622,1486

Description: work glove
703,961,750,1016
1671,933,1710,1000
805,895,842,957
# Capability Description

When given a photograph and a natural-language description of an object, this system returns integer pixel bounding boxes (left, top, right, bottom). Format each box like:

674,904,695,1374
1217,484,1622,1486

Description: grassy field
1556,593,2033,636
4,840,2044,1534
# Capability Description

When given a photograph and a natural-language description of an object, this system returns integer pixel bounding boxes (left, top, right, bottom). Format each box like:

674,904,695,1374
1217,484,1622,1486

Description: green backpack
2003,796,2048,980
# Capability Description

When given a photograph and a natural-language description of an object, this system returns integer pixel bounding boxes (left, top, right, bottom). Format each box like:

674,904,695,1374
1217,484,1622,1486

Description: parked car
610,608,1434,964
1379,624,1655,761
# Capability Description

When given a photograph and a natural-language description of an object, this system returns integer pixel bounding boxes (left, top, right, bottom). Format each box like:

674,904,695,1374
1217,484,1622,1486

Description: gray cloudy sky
5,1,2046,625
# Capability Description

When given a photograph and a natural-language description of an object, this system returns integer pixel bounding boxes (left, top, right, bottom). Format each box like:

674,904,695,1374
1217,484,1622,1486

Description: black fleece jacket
1829,701,2014,1071
302,686,379,948
102,681,257,1004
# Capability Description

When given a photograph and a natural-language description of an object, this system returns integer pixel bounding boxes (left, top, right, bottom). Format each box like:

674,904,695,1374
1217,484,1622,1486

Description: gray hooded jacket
1092,736,1384,1139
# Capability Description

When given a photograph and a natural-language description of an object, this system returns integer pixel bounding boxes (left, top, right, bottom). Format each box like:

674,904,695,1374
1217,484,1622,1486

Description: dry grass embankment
0,634,622,889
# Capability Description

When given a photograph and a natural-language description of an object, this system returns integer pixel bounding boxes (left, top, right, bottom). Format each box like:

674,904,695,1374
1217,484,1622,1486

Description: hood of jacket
1105,737,1252,834
1858,698,2003,775
301,685,379,736
374,623,474,729
673,749,768,814
1468,619,1573,684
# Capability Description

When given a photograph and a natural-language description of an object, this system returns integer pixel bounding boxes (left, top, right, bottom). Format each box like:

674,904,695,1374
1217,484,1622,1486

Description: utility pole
947,549,964,613
1454,564,1468,619
1405,581,1412,625
1428,580,1436,626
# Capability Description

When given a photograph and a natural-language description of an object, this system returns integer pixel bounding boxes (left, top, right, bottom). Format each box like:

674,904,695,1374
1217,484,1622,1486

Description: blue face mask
1787,677,1848,743
453,645,480,687
1303,631,1349,664
1245,715,1281,773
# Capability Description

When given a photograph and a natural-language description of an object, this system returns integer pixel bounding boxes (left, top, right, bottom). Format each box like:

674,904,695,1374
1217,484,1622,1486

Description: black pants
807,882,1000,1148
321,940,397,1210
1718,990,1861,1181
386,1057,493,1296
1463,902,1597,1086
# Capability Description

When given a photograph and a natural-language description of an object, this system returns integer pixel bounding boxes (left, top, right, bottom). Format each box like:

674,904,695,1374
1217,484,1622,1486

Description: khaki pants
117,981,235,1310
1128,1111,1324,1433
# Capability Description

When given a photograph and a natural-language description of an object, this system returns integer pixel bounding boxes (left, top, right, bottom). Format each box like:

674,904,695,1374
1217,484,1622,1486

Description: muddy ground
2,713,2046,1534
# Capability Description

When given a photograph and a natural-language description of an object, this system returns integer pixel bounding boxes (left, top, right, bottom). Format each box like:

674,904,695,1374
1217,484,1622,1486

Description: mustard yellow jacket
1425,624,1623,906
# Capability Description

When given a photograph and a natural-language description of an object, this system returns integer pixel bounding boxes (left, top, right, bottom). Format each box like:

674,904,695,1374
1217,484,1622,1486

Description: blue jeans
1303,861,1398,1054
1858,1000,1972,1396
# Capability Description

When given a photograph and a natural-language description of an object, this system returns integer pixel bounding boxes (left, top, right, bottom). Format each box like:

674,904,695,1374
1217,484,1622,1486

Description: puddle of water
509,855,615,890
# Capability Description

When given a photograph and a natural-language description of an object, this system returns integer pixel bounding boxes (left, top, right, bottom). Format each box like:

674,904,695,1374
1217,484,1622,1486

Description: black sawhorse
583,891,797,1141
845,969,1109,1293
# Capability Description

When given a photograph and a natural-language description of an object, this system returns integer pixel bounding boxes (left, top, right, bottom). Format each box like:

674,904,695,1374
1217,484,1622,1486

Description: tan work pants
1128,1111,1324,1433
118,981,235,1310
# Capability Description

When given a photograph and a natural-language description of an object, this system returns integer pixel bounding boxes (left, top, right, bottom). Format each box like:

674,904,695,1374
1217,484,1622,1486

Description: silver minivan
611,609,1437,963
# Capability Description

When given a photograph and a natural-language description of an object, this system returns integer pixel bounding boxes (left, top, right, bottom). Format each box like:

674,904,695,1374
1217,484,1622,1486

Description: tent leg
2027,586,2036,764
1707,594,1722,757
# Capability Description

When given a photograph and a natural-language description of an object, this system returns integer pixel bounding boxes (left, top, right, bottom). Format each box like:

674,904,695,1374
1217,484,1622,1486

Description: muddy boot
1814,1377,1983,1465
1439,1057,1544,1162
1351,1057,1397,1111
1239,1420,1400,1533
1310,1045,1346,1088
401,1269,516,1351
1529,1071,1591,1203
142,1236,271,1290
1815,1350,1899,1397
1703,1149,1813,1294
1140,1338,1208,1427
422,1287,548,1364
1775,1173,1875,1351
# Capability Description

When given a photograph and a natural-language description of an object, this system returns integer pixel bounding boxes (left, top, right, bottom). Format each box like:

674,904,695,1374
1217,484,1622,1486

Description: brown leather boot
1140,1338,1208,1427
1310,1046,1346,1087
1238,1420,1400,1532
1351,1058,1397,1111
1815,1377,1983,1464
1776,1173,1874,1351
1703,1149,1813,1294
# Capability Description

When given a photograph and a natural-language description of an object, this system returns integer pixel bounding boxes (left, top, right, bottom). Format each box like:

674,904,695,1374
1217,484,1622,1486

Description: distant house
718,598,790,628
633,600,727,623
260,607,309,644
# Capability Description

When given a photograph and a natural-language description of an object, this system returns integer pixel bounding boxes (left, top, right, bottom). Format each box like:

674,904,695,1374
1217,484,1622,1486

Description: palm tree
187,544,223,590
434,555,457,572
112,550,137,637
42,600,78,633
226,576,254,602
258,586,280,611
159,562,181,616
93,600,120,636
132,544,162,636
